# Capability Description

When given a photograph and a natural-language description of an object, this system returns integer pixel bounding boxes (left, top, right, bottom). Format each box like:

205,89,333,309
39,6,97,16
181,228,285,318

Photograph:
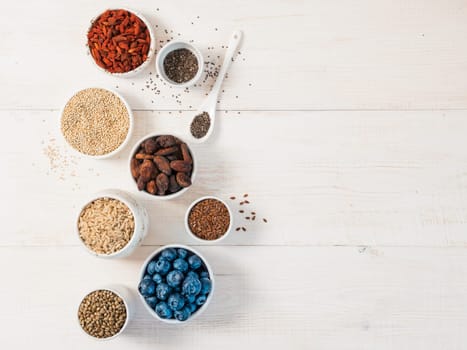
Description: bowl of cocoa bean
129,134,196,199
155,41,204,88
185,196,233,242
86,8,156,77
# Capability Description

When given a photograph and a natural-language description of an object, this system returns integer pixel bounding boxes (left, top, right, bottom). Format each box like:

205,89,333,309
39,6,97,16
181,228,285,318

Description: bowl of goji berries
86,8,156,77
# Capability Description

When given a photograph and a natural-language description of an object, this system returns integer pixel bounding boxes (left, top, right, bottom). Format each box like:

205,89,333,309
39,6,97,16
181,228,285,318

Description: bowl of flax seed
185,196,233,243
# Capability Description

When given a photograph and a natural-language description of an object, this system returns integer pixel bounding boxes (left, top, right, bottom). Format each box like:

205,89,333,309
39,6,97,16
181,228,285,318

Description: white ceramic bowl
138,244,215,324
155,41,204,88
185,196,233,243
60,87,134,159
128,134,196,200
76,189,149,258
86,8,156,78
77,285,134,340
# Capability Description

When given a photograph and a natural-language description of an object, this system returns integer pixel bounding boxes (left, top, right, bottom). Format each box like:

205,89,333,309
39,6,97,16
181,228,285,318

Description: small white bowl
138,244,215,324
185,196,233,243
76,189,149,258
155,41,204,88
128,134,197,200
86,8,156,78
60,87,134,159
77,285,134,340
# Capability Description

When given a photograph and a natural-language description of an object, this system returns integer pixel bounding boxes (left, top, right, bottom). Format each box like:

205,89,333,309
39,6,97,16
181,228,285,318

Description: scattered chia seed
190,112,211,139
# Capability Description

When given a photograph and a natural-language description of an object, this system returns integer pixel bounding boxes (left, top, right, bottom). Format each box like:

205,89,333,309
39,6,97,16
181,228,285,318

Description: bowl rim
75,190,143,258
85,7,156,78
184,196,233,243
128,133,197,200
77,287,130,340
155,40,204,88
138,244,215,324
59,86,134,159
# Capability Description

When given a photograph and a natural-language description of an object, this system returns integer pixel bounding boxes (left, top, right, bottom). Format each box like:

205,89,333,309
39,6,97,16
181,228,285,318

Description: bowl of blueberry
138,244,214,323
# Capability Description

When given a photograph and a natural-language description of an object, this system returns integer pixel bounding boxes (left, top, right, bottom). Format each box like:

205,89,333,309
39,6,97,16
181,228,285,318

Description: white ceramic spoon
188,30,243,143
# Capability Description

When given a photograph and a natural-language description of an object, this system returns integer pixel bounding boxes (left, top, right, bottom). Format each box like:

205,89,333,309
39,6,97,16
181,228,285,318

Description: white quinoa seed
61,88,130,156
78,198,135,255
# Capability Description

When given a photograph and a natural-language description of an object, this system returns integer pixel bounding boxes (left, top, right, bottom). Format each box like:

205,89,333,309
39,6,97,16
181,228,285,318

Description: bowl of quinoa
60,87,133,159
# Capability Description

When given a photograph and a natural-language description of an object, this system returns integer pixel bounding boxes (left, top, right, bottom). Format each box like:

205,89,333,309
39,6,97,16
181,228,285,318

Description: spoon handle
207,30,243,104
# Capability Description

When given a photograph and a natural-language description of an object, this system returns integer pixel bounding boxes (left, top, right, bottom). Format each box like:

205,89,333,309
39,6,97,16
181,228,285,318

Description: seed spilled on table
190,112,211,138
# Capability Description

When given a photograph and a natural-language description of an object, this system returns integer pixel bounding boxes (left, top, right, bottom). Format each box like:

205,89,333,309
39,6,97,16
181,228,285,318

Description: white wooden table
2,1,467,349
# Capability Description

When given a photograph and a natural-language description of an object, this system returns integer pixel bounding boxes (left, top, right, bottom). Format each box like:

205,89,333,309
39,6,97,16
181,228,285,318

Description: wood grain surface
1,0,467,349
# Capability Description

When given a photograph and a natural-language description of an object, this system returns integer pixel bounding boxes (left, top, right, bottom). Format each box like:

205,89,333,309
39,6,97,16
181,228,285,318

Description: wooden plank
2,110,467,247
2,0,467,110
1,246,467,349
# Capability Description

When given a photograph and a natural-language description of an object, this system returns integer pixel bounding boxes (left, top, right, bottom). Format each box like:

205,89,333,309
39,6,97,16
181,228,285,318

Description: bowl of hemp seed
60,87,133,159
77,286,132,340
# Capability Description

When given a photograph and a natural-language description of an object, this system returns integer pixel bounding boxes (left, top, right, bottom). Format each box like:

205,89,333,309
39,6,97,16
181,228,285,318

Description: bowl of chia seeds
155,41,204,88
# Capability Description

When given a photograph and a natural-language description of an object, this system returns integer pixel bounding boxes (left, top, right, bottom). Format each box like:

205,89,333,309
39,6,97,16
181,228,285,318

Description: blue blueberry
182,276,202,296
196,295,207,306
143,274,152,281
161,248,177,261
186,294,196,304
173,258,189,273
145,296,158,309
166,270,184,288
188,255,202,270
167,293,185,311
174,306,192,321
200,271,209,278
177,248,188,259
186,271,199,280
146,261,158,275
155,302,173,319
139,279,156,297
188,303,197,313
155,258,171,275
156,283,172,300
152,273,163,284
200,278,212,295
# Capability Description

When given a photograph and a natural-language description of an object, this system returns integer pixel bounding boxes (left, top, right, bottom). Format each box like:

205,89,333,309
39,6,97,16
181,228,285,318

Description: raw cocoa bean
154,156,172,176
137,176,146,191
169,175,181,193
130,158,140,178
146,180,157,194
180,143,192,164
156,173,169,195
156,135,176,148
144,138,158,154
176,172,192,187
135,153,151,160
170,160,192,173
155,146,178,156
140,159,156,182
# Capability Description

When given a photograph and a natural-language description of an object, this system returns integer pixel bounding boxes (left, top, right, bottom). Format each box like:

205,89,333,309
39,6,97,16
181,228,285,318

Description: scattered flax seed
230,196,236,200
241,227,246,232
263,218,268,223
236,227,241,231
239,210,244,213
251,212,256,215
243,193,248,197
245,217,250,220
78,197,135,255
78,289,127,339
240,201,244,205
61,88,130,156
252,216,256,221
